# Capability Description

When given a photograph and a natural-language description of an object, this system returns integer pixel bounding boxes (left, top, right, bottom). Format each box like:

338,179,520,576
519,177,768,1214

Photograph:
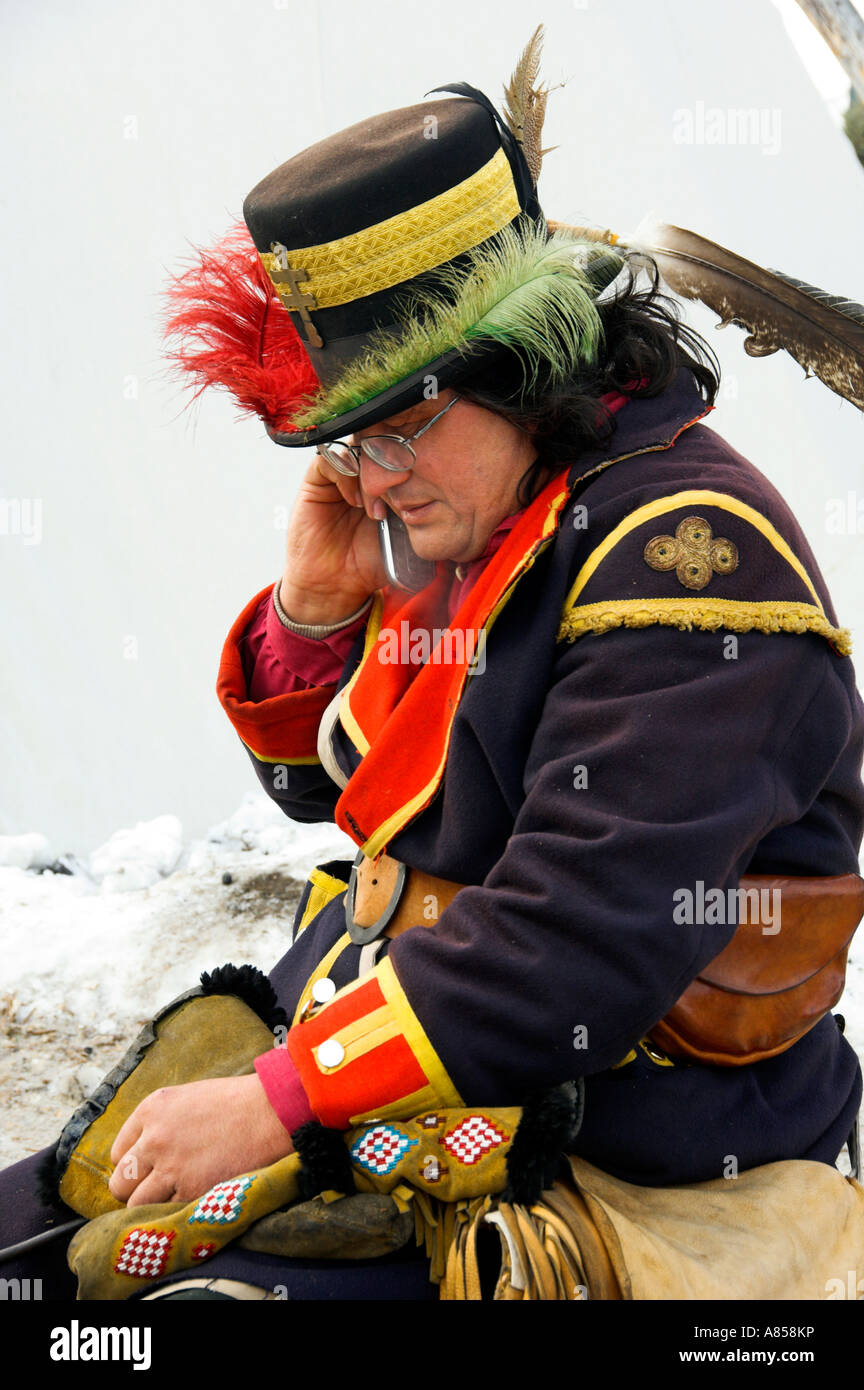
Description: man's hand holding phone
278,454,390,625
279,454,436,623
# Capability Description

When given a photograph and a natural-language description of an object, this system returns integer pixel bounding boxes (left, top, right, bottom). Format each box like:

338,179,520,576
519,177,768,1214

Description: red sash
335,471,572,853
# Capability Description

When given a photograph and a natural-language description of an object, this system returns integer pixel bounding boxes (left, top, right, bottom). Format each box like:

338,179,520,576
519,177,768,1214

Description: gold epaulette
558,489,851,655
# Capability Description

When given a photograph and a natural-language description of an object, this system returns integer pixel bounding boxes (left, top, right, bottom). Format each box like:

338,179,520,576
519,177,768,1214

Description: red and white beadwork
114,1227,176,1279
350,1123,418,1176
441,1115,509,1165
191,1242,217,1262
188,1174,255,1226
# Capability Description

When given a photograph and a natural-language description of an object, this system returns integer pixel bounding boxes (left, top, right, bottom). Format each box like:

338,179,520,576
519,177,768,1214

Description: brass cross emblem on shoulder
644,516,738,590
265,242,324,348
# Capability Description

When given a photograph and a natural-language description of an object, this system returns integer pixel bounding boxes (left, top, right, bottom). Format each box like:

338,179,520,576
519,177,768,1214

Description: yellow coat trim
314,1005,401,1071
339,593,385,758
291,930,353,1025
557,596,852,654
611,1039,677,1069
243,748,320,767
375,955,463,1111
562,490,826,614
348,1084,451,1128
258,149,519,310
295,868,350,940
319,1003,394,1055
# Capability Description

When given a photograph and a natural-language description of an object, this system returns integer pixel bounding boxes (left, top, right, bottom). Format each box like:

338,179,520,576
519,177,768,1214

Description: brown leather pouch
648,873,864,1066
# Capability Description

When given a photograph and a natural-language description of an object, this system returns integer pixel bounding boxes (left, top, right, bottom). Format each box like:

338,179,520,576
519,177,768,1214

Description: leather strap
349,852,463,939
345,857,864,1065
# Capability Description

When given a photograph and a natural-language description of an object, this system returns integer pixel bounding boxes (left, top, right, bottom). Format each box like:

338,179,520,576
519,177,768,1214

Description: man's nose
357,453,412,513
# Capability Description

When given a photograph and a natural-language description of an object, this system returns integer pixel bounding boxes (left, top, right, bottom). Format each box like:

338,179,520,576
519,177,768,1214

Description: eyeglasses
317,395,461,476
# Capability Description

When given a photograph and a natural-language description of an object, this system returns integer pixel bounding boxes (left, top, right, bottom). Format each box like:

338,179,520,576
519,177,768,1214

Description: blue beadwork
188,1174,255,1226
350,1123,418,1176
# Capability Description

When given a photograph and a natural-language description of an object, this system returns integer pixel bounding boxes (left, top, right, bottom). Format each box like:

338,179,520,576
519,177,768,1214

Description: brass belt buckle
344,849,407,945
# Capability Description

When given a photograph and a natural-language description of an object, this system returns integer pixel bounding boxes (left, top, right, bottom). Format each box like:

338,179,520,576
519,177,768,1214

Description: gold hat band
258,147,521,311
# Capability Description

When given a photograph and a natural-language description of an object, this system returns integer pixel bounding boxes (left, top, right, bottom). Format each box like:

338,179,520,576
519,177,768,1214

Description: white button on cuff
317,1038,345,1069
312,978,337,1003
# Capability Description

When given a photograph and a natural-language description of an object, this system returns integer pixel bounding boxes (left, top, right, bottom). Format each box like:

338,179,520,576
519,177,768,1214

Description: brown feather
503,25,555,185
634,224,864,411
552,219,864,412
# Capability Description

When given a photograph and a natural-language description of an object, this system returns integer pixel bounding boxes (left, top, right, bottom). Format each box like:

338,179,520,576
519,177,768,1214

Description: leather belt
344,855,864,1067
345,850,463,944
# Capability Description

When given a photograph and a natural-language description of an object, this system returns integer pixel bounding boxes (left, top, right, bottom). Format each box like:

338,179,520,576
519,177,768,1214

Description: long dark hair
454,255,721,506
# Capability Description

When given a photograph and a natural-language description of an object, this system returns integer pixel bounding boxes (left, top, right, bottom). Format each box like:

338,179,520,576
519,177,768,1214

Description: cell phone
378,509,438,592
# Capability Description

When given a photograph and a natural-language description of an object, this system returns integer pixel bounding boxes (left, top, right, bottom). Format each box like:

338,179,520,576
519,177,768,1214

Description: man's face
350,389,538,565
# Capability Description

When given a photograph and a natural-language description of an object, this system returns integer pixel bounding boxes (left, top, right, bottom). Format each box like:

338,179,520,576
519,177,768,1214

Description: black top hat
165,52,626,446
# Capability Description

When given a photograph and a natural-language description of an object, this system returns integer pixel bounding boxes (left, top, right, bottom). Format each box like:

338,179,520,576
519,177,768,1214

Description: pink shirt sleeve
255,1047,316,1136
238,585,371,701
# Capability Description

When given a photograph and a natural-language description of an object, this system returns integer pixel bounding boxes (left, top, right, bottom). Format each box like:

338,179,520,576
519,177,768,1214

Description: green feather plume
289,223,625,429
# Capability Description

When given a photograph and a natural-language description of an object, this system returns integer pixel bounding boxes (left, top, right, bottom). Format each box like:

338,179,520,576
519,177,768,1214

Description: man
141,65,864,1287
3,45,862,1301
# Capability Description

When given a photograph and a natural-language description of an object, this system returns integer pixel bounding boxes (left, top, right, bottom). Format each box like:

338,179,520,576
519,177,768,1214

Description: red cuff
233,587,369,701
255,1046,316,1136
217,585,337,762
283,958,461,1129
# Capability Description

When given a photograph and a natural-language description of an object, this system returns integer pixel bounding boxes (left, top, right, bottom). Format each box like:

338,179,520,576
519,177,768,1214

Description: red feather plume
162,221,320,433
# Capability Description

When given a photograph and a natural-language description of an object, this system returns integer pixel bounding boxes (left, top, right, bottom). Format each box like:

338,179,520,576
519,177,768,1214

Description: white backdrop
3,0,864,854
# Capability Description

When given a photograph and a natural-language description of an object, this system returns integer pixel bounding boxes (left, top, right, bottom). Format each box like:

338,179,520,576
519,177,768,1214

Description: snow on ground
0,795,354,1168
1,794,863,1172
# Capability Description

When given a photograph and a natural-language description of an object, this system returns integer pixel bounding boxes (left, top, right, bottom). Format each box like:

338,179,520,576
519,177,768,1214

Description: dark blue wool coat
238,367,864,1187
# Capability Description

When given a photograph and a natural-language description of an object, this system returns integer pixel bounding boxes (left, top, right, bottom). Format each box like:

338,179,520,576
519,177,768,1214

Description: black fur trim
503,1080,585,1206
35,1146,72,1214
291,1120,356,1201
199,962,289,1033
